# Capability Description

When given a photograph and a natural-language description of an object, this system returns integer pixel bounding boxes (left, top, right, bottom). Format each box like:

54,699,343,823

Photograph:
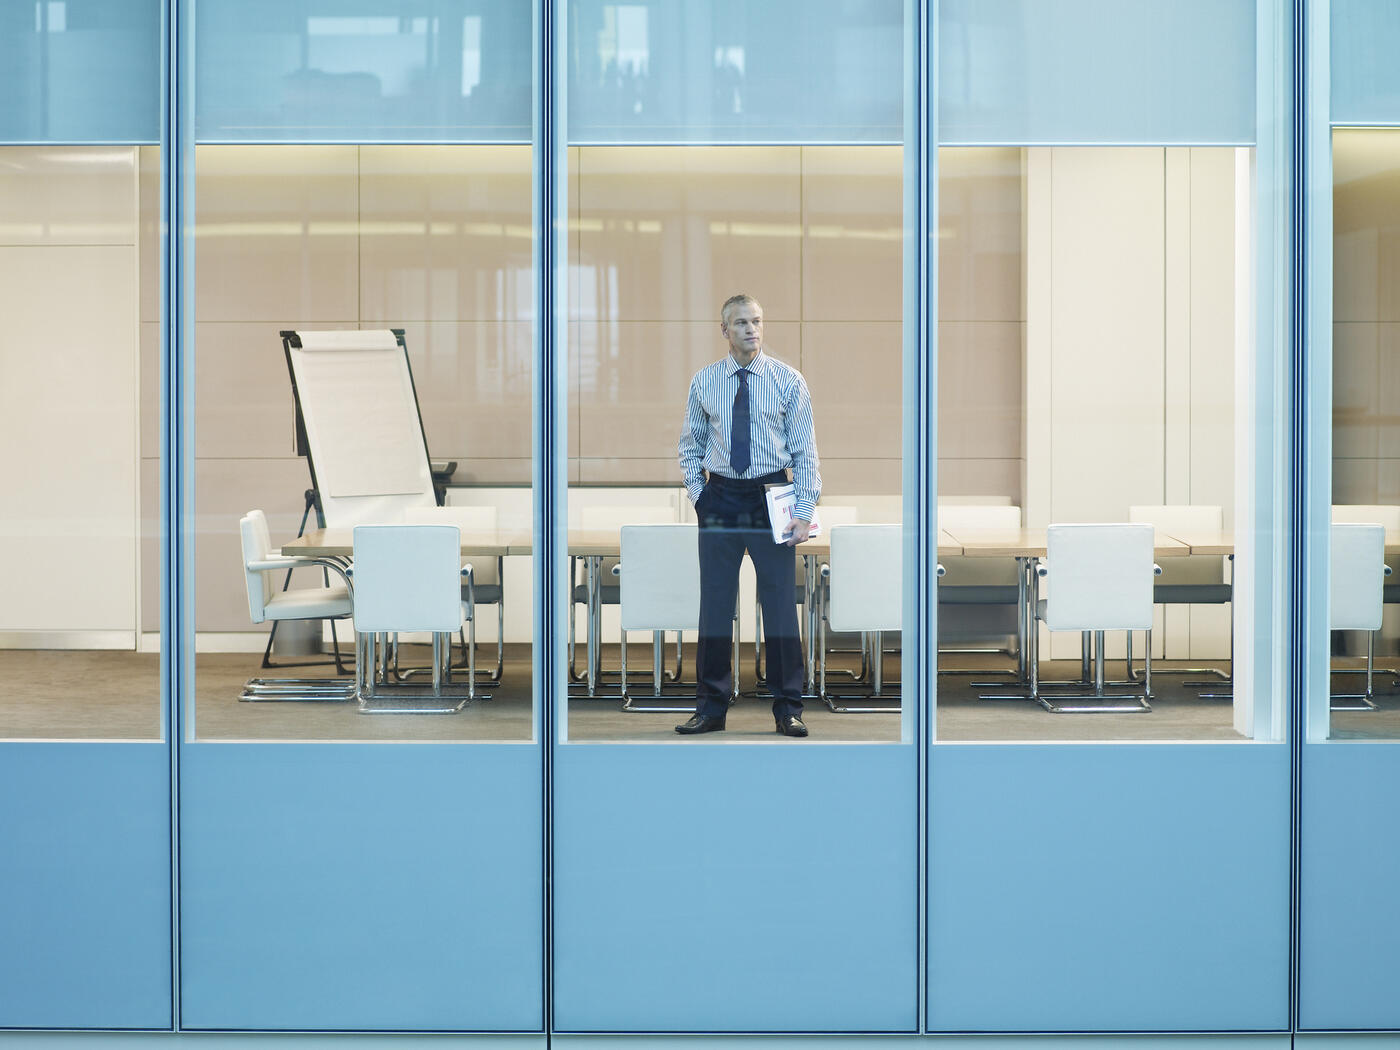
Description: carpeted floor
2,645,1397,742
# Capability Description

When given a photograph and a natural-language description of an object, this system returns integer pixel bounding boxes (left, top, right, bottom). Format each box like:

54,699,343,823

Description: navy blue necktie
730,368,751,476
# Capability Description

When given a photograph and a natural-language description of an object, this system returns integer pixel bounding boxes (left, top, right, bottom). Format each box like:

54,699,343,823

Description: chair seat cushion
939,584,1020,605
460,583,504,605
1153,583,1232,604
266,585,351,620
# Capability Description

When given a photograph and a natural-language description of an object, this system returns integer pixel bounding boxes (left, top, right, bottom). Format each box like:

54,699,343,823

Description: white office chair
755,502,861,692
936,503,1023,676
570,503,679,698
1331,522,1391,711
1333,505,1400,609
819,524,902,713
1126,504,1233,694
351,523,473,713
616,524,738,712
403,505,504,686
238,509,354,702
1023,523,1158,714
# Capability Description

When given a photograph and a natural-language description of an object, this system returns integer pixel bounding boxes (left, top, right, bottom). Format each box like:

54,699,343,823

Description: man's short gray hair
720,293,761,325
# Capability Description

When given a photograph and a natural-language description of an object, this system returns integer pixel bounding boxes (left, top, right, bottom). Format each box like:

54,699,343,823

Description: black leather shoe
775,715,809,737
675,713,726,735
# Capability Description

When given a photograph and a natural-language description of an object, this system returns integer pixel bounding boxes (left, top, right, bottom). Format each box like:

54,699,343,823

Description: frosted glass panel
195,0,531,142
0,0,159,143
939,0,1255,145
1332,0,1400,124
568,0,901,143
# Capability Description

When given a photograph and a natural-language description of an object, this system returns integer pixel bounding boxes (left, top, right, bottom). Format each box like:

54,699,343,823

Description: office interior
0,139,1317,742
12,135,1400,741
11,0,1400,1041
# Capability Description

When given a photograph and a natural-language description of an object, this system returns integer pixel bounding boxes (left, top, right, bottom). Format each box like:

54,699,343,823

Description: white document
764,483,822,544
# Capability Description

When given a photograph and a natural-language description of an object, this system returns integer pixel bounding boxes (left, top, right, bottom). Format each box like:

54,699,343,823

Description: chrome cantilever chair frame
819,524,902,713
239,509,356,703
1330,522,1392,712
980,524,1158,714
614,524,740,713
352,523,474,714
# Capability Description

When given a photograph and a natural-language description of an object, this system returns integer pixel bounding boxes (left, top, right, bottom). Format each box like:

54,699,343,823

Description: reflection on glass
195,1,531,141
1329,128,1400,740
936,145,1257,742
0,146,160,739
569,0,901,143
565,145,904,743
191,144,534,741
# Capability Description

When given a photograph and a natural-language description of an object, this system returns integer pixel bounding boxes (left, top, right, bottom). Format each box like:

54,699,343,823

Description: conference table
281,525,1239,700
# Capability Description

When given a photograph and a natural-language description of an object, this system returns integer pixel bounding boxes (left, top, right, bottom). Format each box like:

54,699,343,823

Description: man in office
676,293,821,737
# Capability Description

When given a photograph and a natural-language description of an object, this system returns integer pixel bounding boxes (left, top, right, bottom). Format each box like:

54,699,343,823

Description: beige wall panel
575,319,800,463
1333,322,1380,460
1023,148,1053,525
141,457,160,634
801,146,902,323
358,145,532,324
1333,456,1379,504
1333,130,1400,322
569,147,580,321
569,319,581,462
195,322,356,460
1377,323,1400,458
938,458,1020,502
390,321,533,467
1189,148,1238,523
195,145,359,323
576,459,687,485
1048,147,1166,524
938,146,1024,323
1164,148,1192,504
802,321,901,461
820,458,903,496
0,245,138,631
141,322,160,460
938,321,1022,461
139,145,160,323
575,146,802,322
195,457,320,632
1375,458,1400,504
0,146,136,247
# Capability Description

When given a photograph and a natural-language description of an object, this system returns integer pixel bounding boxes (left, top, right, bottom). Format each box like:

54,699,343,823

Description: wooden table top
283,528,528,558
947,528,1193,559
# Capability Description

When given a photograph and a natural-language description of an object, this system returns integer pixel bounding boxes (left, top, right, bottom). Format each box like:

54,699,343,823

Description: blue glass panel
195,0,531,143
1332,0,1400,124
0,0,159,143
939,0,1255,145
567,0,902,144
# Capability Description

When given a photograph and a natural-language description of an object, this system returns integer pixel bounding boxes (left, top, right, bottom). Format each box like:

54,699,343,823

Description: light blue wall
194,0,532,143
1332,0,1400,125
0,0,160,143
567,0,902,143
938,0,1256,144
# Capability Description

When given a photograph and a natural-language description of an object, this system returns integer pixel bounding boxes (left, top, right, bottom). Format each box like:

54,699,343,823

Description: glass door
175,1,544,1030
550,0,924,1031
0,1,170,1029
927,0,1292,1031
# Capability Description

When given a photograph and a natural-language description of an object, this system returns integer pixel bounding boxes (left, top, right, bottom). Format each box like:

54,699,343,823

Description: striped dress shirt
678,349,822,522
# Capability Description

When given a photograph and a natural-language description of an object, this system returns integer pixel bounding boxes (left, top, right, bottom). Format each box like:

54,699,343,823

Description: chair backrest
351,524,463,634
1332,504,1400,530
581,504,677,530
619,524,700,631
403,505,499,531
240,510,275,623
938,504,1022,532
1331,523,1385,631
827,524,902,633
1128,504,1226,585
1044,523,1155,632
